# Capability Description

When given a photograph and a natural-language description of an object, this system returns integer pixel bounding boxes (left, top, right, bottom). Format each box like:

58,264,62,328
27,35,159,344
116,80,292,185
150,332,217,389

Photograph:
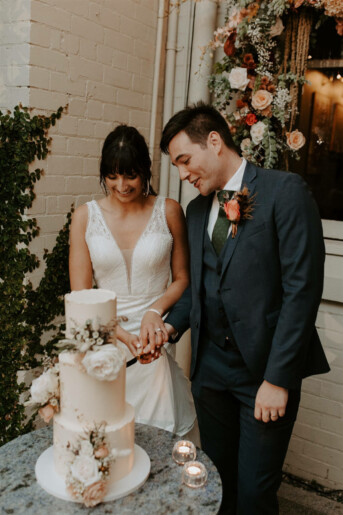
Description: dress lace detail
84,196,196,436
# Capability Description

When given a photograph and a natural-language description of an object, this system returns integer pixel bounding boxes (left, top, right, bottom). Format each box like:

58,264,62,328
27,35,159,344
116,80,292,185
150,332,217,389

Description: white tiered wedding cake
34,289,150,507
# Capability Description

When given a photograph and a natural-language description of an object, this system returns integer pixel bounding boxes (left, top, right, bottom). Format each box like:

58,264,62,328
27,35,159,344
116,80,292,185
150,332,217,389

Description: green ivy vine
0,104,72,446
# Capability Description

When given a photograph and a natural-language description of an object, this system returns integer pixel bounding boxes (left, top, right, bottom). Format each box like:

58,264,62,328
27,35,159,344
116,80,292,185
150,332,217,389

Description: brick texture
284,301,343,489
25,0,160,260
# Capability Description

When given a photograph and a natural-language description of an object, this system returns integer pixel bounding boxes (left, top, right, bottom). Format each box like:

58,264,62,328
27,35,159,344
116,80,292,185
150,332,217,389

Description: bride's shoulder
71,203,89,229
164,198,186,229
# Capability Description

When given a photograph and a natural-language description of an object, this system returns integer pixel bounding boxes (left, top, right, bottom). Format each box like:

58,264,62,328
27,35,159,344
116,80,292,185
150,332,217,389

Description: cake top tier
65,288,117,339
66,289,116,304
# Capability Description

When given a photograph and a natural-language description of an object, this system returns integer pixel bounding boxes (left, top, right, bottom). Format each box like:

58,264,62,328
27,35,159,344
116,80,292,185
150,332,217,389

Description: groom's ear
207,131,222,155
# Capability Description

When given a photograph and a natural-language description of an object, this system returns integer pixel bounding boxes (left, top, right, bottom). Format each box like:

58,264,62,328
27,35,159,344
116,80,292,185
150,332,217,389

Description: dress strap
147,196,173,238
85,200,111,241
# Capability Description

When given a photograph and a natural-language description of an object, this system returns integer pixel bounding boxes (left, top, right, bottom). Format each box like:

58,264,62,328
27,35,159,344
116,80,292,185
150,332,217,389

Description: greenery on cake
0,104,72,445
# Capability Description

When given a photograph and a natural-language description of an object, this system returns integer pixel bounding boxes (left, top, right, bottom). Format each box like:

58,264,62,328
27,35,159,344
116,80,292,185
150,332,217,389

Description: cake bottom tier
53,403,135,485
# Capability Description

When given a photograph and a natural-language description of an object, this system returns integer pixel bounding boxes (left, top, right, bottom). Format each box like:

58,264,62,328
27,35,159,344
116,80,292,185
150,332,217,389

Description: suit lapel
220,162,258,281
190,193,213,293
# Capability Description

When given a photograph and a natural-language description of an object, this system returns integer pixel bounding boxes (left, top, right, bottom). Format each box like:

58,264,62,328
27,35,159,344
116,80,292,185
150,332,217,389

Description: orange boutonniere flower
221,186,255,238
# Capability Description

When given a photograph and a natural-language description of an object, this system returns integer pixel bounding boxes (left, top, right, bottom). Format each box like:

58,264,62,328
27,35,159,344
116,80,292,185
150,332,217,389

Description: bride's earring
143,179,150,198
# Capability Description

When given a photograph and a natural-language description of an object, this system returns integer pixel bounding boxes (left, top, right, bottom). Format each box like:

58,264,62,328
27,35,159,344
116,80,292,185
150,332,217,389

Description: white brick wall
0,0,30,109
284,300,343,489
25,0,160,283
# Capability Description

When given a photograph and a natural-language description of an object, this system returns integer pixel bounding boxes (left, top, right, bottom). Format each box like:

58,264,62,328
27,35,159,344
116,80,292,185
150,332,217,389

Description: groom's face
168,131,223,196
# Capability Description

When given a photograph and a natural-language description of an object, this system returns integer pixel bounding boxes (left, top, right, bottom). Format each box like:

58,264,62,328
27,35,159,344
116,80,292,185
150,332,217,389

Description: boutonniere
221,186,255,238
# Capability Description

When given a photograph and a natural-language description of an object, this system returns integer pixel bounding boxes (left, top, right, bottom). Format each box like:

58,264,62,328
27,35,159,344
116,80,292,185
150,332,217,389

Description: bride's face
105,172,144,202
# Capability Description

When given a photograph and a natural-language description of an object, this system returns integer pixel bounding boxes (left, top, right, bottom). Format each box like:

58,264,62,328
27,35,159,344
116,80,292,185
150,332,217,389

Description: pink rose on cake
83,480,107,507
94,445,109,459
82,344,125,381
38,404,56,423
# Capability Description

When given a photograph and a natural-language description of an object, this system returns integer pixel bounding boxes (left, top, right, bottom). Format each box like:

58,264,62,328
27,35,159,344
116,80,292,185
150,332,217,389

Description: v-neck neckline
96,196,159,250
94,197,159,293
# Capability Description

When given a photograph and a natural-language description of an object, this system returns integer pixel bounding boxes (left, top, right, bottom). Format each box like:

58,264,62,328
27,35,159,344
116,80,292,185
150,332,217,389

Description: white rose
240,138,252,152
270,17,284,38
70,455,101,487
80,440,94,457
30,368,59,405
250,121,266,144
82,345,124,381
226,67,250,91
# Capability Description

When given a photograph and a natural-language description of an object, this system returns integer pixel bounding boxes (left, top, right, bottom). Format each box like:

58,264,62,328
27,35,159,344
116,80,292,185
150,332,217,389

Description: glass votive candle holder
172,440,197,465
182,461,208,488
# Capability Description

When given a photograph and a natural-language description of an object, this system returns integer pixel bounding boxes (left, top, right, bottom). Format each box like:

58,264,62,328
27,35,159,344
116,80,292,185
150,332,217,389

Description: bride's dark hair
100,125,156,195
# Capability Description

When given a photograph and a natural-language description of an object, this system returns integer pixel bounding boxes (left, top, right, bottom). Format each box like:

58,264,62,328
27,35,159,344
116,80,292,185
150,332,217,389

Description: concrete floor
278,482,343,514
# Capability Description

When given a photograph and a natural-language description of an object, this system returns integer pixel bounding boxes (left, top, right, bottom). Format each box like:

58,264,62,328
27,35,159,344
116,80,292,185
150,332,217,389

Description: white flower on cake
82,345,125,381
25,357,60,423
80,439,95,457
29,366,59,405
70,455,102,487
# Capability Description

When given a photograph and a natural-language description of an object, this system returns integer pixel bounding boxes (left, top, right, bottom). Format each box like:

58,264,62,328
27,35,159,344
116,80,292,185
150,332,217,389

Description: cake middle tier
59,351,126,424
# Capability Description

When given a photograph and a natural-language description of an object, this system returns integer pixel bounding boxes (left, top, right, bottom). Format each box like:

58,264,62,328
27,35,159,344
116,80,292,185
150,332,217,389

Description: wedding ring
270,413,278,420
155,328,162,333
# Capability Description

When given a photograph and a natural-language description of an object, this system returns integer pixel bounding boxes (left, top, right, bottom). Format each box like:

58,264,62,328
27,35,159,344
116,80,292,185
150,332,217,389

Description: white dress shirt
207,158,247,239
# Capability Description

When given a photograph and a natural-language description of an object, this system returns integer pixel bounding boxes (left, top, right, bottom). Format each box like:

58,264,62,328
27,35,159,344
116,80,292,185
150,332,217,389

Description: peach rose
251,90,273,111
286,130,306,150
224,199,240,223
83,480,107,507
38,404,55,423
94,445,109,459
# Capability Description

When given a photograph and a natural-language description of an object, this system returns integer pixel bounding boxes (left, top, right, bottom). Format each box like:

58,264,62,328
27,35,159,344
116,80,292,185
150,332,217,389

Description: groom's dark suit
166,162,330,514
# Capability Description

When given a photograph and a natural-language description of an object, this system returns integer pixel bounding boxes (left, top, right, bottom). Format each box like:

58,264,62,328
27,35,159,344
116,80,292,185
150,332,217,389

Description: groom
160,103,330,514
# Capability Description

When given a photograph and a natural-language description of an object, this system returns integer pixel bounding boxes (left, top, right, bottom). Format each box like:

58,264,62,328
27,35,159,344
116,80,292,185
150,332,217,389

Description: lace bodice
86,196,172,296
85,197,196,437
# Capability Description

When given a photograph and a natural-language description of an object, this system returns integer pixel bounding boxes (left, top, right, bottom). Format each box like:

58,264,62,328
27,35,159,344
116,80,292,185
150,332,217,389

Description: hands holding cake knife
116,308,169,364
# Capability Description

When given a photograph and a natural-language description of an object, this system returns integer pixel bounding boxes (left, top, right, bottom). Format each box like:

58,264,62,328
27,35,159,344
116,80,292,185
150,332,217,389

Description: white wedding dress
85,196,196,435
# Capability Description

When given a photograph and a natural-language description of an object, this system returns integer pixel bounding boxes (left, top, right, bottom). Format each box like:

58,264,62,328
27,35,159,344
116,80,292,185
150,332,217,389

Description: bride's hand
116,325,141,357
125,333,142,357
140,311,169,354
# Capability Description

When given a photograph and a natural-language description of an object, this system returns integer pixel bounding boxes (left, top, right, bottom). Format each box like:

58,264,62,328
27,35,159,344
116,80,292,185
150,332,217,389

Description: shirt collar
221,158,247,192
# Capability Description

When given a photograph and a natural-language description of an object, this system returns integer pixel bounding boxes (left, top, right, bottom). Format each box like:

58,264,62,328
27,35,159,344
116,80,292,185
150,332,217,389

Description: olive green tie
212,190,234,255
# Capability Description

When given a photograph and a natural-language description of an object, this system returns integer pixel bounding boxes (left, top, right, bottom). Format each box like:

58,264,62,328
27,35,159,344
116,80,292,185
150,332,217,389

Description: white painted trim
322,219,343,241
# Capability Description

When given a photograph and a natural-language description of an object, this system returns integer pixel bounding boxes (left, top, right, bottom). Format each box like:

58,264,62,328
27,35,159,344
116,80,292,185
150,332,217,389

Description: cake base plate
35,444,151,503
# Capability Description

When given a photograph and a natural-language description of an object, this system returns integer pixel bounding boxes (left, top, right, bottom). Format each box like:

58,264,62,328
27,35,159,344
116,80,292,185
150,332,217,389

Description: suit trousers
191,337,301,515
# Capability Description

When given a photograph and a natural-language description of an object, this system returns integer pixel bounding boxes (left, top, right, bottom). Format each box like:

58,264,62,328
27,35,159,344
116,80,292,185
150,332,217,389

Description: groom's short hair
160,102,237,154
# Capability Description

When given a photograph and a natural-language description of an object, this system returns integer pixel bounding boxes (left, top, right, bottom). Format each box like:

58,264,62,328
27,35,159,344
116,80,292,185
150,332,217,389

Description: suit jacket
166,162,330,389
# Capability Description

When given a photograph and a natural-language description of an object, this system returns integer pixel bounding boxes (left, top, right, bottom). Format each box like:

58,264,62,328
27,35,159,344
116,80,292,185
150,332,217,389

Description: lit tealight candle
172,440,196,465
182,461,208,488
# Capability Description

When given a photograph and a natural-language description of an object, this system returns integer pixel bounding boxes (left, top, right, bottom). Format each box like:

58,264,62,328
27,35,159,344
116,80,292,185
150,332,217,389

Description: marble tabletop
0,424,222,514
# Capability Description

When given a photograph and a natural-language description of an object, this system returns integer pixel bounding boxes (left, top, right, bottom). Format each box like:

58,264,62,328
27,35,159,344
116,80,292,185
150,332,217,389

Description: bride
69,124,196,436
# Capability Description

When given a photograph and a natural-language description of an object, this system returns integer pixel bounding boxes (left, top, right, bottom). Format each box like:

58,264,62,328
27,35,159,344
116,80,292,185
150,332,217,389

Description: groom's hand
254,380,288,423
140,311,169,353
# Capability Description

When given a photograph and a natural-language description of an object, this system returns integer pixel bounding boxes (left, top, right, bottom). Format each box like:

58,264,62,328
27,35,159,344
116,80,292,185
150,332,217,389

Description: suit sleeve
164,285,192,343
263,173,325,389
